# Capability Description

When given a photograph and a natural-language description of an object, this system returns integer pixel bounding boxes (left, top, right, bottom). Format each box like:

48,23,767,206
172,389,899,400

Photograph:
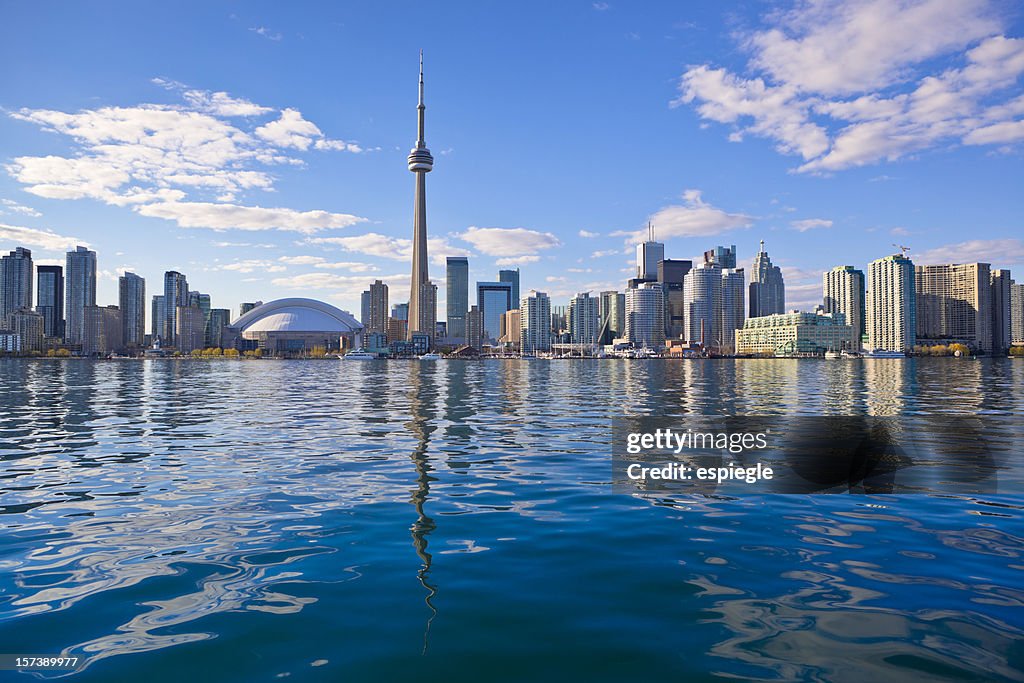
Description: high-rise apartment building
65,246,97,345
823,266,866,350
915,263,992,352
1,247,33,323
625,282,666,348
498,269,521,311
364,280,389,335
239,301,262,317
163,271,188,346
118,272,146,349
151,295,165,342
598,290,626,343
868,253,916,352
749,240,784,318
7,309,44,352
208,308,232,349
991,269,1011,355
1010,280,1024,345
684,261,721,348
446,256,469,341
568,292,600,345
466,305,484,351
36,265,64,340
176,305,206,354
83,305,123,356
720,268,745,355
521,290,551,353
499,309,521,347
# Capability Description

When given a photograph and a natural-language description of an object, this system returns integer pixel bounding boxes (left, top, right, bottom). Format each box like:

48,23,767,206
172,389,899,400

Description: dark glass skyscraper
119,272,146,348
36,265,64,340
163,271,188,345
498,269,521,310
65,246,97,345
1,247,33,323
446,256,469,341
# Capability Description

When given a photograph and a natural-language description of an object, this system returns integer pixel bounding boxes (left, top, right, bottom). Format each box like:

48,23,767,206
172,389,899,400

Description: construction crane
892,243,911,257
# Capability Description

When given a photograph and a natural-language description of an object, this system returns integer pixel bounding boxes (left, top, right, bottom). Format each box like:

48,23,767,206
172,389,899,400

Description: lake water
1,358,1023,682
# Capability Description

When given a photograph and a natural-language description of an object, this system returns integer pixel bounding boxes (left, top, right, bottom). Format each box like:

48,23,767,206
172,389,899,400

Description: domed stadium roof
232,298,362,334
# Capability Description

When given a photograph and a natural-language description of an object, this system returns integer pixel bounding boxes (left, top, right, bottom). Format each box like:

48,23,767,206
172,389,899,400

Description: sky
1,0,1022,323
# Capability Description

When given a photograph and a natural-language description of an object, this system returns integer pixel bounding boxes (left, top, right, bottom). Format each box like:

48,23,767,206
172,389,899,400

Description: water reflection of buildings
864,358,912,416
405,363,439,653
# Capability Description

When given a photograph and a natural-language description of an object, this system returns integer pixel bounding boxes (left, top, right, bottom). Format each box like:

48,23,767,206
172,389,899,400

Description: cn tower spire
407,51,435,343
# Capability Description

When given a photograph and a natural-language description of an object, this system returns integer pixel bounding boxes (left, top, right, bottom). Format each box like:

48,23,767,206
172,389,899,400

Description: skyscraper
118,272,146,348
749,240,784,318
915,263,991,352
163,271,188,346
704,245,737,269
477,281,513,345
1,247,33,323
151,295,165,342
36,265,64,340
684,262,721,348
208,308,231,349
498,269,521,310
823,266,866,350
446,256,469,341
720,268,745,355
365,280,389,335
568,292,600,345
868,253,916,352
1011,279,1024,345
625,282,665,347
520,290,551,353
635,223,664,281
991,269,1011,355
658,259,692,339
65,246,97,345
407,51,437,342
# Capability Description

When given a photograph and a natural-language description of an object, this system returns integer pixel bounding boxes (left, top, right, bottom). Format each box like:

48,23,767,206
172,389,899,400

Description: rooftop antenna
760,239,765,254
892,243,910,257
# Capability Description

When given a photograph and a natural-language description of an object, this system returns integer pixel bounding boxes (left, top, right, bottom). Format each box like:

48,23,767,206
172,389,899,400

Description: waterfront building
625,282,665,348
446,256,469,342
499,309,521,348
1012,280,1024,345
658,259,691,339
208,308,231,348
823,266,866,350
735,311,854,356
363,280,389,336
118,272,146,349
466,305,484,350
360,291,370,328
0,331,20,352
521,290,551,353
176,305,206,354
914,263,992,352
704,245,737,269
239,301,262,317
568,291,600,345
163,271,188,346
477,281,513,345
83,305,123,356
407,52,437,342
683,261,721,348
636,223,664,281
498,269,521,311
1,247,33,323
550,305,568,338
991,269,1011,355
151,295,165,342
230,298,363,354
36,265,64,340
387,317,408,344
720,268,745,355
868,253,916,352
749,240,785,318
7,308,44,352
65,246,97,346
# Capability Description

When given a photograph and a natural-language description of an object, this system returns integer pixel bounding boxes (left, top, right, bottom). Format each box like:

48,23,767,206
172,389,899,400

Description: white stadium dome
230,298,362,354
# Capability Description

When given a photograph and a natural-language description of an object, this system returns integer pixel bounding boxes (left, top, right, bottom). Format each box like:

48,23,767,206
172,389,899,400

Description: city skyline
1,1,1023,321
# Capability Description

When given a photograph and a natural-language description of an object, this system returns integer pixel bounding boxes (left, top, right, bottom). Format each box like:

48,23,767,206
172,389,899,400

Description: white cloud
495,255,541,266
278,254,325,266
578,229,600,238
250,26,282,41
912,238,1024,266
590,249,620,258
272,272,410,299
0,198,42,217
135,201,366,233
308,232,470,265
677,1,1024,172
255,108,361,152
217,259,286,273
455,226,562,257
613,189,753,243
791,218,833,231
0,223,87,251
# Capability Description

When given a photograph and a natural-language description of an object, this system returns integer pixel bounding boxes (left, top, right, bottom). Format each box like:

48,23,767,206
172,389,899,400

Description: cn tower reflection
405,362,439,654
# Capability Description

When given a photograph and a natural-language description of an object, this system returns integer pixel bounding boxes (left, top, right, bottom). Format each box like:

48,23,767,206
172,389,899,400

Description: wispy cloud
612,189,753,243
0,222,87,251
913,238,1024,266
790,218,832,232
455,226,562,257
0,198,41,217
249,26,282,41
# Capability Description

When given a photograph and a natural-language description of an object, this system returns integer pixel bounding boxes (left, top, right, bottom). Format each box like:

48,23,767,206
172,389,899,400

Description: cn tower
407,50,435,341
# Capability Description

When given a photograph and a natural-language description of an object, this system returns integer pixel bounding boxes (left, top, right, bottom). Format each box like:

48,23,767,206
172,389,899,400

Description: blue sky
1,0,1022,321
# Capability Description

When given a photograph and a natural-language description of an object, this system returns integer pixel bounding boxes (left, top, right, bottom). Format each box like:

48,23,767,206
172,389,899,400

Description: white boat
824,350,842,359
419,352,443,360
343,349,378,360
841,350,863,358
866,349,905,358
